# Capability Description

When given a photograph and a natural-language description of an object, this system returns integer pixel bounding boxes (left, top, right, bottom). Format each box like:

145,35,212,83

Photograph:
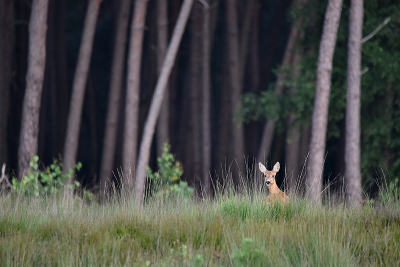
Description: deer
259,162,289,204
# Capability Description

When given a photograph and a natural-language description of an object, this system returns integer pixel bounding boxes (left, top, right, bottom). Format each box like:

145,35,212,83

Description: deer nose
266,180,271,186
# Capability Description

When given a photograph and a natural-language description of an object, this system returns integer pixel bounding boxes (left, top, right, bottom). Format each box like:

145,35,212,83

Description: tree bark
226,0,245,183
345,0,363,207
216,40,232,181
190,3,202,188
285,51,302,193
18,0,49,178
258,0,288,91
306,0,343,202
0,0,14,166
156,0,169,157
123,0,149,196
201,0,211,196
239,0,257,83
99,0,132,198
257,17,301,163
246,11,260,158
63,0,101,192
284,0,306,193
135,0,194,206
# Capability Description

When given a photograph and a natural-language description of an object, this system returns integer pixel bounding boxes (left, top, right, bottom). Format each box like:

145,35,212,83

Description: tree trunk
246,11,260,158
99,0,132,198
257,17,301,163
345,0,363,207
0,0,13,166
284,0,306,193
41,0,68,164
18,0,49,178
216,40,232,181
226,0,245,183
63,0,101,193
306,0,343,202
239,0,257,83
135,0,194,206
190,3,202,188
156,0,169,157
285,51,302,193
123,0,149,196
258,0,288,91
201,0,211,196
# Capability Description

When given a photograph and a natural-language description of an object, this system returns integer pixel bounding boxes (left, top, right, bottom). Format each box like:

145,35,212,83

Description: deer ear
259,162,267,173
273,162,280,172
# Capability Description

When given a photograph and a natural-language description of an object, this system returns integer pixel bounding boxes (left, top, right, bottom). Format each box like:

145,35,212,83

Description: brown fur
259,162,289,204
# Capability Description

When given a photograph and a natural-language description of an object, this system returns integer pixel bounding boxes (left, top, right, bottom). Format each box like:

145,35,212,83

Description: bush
11,156,90,198
147,142,194,199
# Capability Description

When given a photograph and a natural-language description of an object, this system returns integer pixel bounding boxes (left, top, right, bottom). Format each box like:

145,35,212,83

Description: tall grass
0,185,399,266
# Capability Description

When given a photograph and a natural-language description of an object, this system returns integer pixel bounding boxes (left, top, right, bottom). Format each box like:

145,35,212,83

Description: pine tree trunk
100,0,132,198
258,0,287,91
190,3,202,188
345,0,363,206
135,0,194,206
239,0,257,82
216,42,232,180
123,0,149,196
201,0,211,196
246,12,260,158
41,0,68,164
285,50,302,193
0,0,13,166
63,0,101,194
18,0,49,178
156,0,169,157
284,1,306,193
306,0,343,202
226,0,245,183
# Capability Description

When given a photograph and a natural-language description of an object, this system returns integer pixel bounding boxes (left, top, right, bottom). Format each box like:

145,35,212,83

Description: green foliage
239,90,282,123
11,156,91,199
147,142,194,198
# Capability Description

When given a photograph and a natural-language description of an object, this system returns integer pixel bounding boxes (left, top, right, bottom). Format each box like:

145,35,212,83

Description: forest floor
0,189,399,266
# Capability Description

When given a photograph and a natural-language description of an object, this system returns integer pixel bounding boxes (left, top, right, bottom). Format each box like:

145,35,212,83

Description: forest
0,0,399,205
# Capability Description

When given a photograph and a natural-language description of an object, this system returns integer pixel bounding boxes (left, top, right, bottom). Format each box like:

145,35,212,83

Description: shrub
147,142,194,198
11,156,90,198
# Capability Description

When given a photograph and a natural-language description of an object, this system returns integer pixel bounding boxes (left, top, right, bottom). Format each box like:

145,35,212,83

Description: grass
0,190,399,266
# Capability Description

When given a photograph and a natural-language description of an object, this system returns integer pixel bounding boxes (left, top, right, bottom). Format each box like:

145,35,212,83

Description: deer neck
267,183,281,194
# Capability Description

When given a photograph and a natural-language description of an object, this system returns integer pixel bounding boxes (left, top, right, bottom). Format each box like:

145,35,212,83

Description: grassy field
0,189,399,266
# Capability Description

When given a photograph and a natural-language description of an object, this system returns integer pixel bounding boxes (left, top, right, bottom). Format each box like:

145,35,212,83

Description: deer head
259,162,281,194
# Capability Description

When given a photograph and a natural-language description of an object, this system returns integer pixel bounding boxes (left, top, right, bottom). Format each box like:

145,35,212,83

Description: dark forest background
1,0,399,200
